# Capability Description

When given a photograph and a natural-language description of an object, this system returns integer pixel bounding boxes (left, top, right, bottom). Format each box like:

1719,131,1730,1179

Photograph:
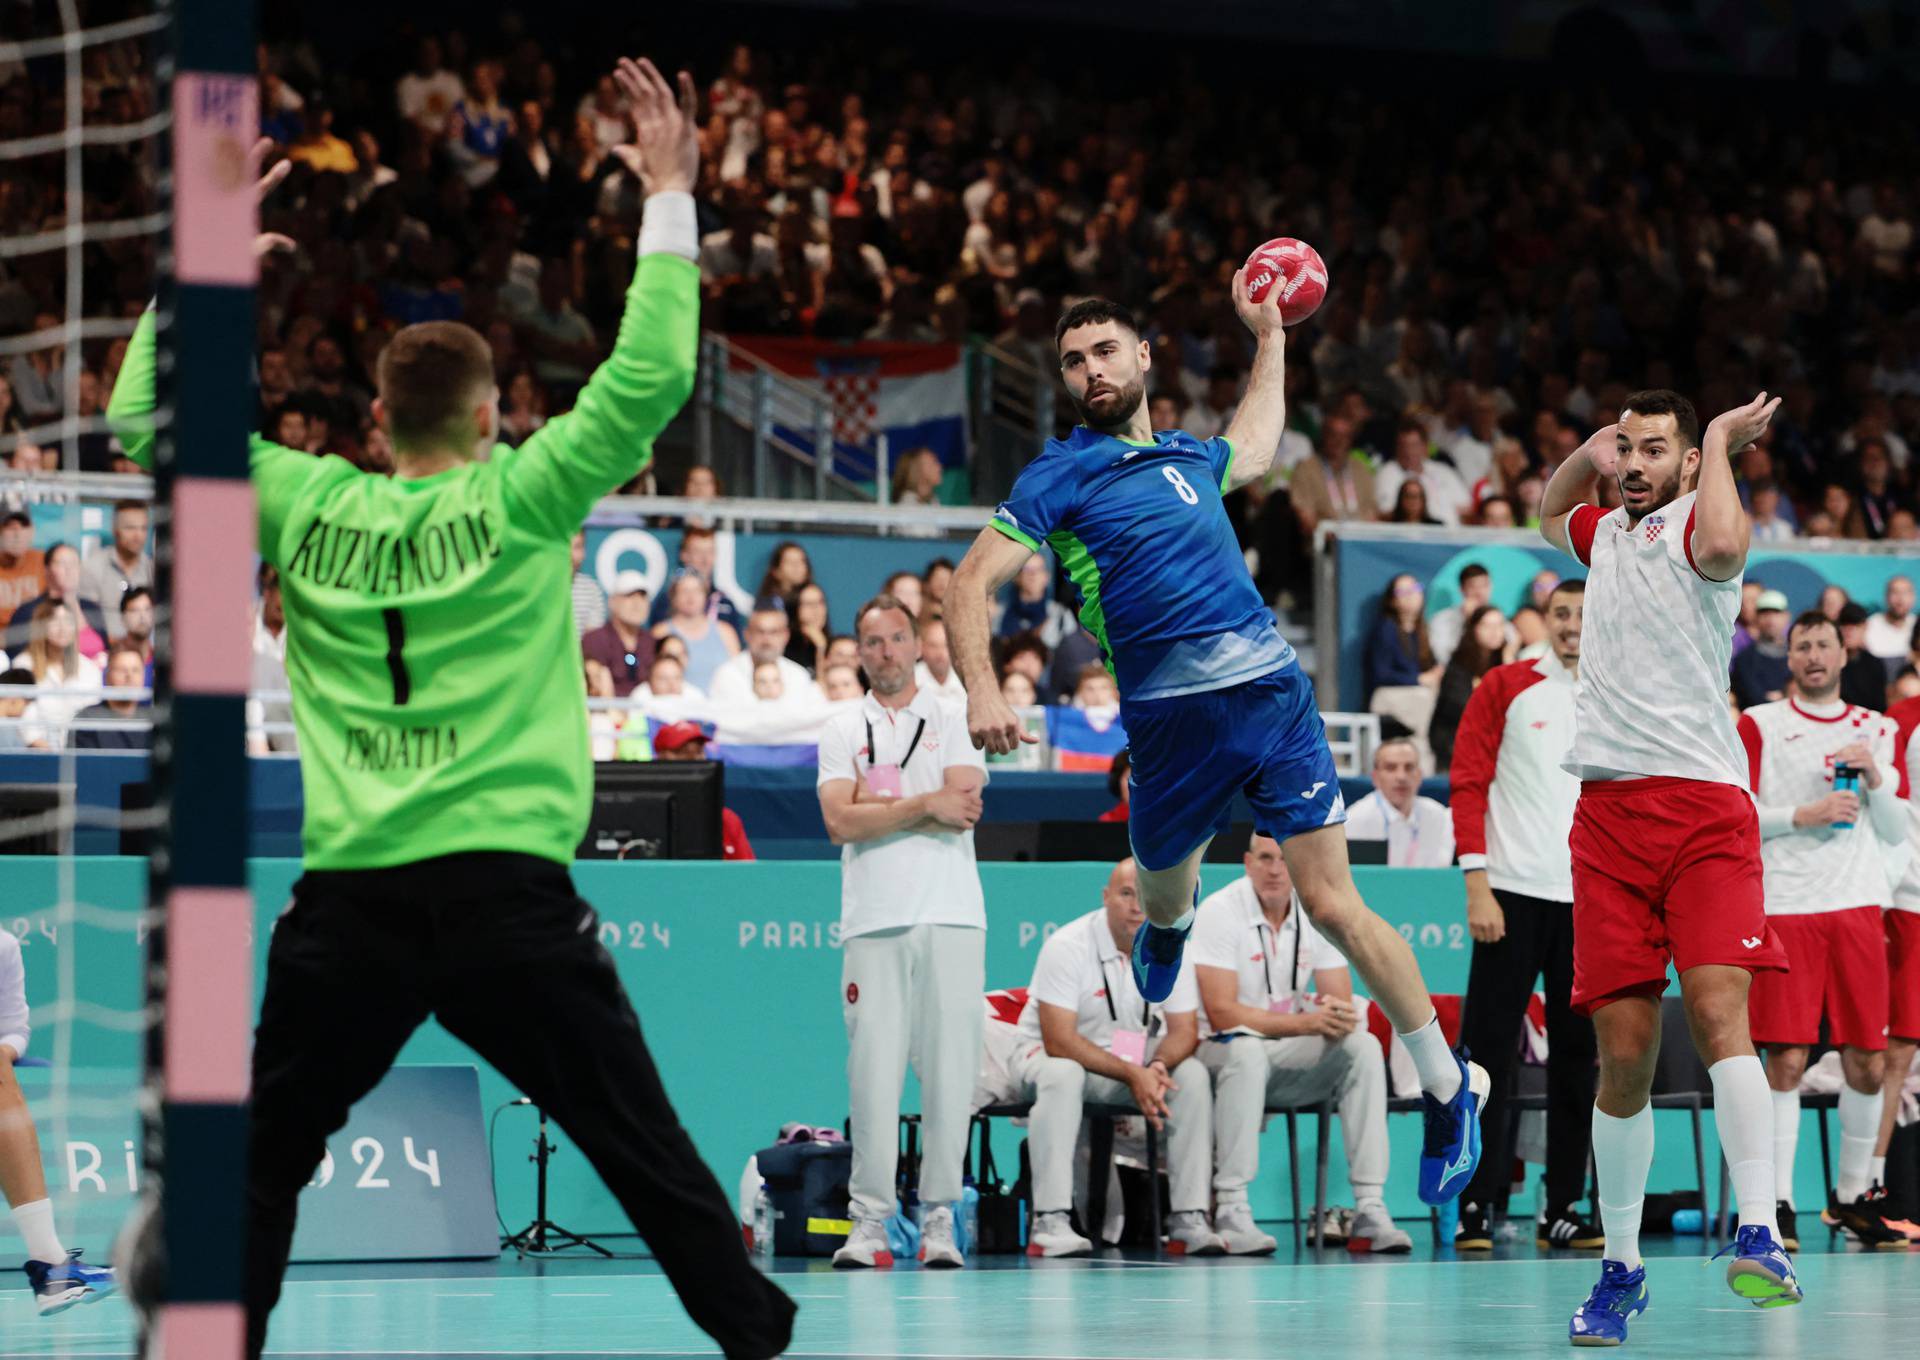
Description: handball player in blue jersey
947,273,1488,1204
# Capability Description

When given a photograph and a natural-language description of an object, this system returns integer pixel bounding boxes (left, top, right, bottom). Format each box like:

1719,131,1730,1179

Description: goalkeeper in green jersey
108,58,794,1360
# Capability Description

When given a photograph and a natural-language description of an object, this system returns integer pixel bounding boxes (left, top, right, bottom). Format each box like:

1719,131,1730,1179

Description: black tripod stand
501,1102,613,1257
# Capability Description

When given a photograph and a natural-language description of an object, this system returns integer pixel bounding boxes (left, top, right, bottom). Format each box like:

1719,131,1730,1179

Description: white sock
1770,1089,1800,1207
1837,1085,1882,1202
1399,1015,1462,1103
1709,1056,1780,1235
1592,1104,1654,1269
10,1199,65,1265
1165,905,1194,932
1870,1154,1887,1188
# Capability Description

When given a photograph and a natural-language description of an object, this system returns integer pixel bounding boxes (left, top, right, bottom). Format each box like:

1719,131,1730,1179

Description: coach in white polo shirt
1007,858,1225,1258
817,592,986,1270
1192,833,1411,1254
1344,736,1455,866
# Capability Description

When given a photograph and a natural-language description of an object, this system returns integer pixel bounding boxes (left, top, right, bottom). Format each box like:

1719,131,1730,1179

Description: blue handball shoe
1569,1259,1649,1346
1713,1224,1803,1308
24,1249,117,1316
1130,917,1192,1004
1417,1052,1490,1206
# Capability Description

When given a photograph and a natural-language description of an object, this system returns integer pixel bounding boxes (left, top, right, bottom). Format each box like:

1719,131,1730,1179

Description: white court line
1479,1303,1537,1308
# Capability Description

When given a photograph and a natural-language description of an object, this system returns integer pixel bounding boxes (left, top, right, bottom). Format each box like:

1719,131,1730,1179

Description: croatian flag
728,338,968,483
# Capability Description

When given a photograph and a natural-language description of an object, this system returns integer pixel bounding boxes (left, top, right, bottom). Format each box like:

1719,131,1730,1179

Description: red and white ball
1243,237,1329,327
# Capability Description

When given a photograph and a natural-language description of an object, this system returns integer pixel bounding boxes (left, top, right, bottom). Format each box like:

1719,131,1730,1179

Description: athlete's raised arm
949,524,1042,754
1539,422,1619,558
1692,391,1777,582
1219,267,1288,493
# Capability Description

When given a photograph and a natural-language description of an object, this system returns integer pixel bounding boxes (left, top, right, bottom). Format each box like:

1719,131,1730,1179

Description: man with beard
815,594,987,1270
1541,391,1802,1345
944,285,1490,1217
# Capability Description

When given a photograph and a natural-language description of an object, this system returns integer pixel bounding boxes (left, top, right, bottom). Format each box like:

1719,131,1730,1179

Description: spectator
1068,661,1119,710
1867,576,1917,666
652,571,741,692
1099,748,1131,822
0,511,43,620
499,370,548,446
1733,581,1764,657
1748,483,1796,544
708,605,817,707
1511,603,1547,660
883,570,925,620
1853,440,1904,539
21,602,101,736
78,501,152,608
248,565,294,756
115,587,154,666
1820,585,1850,620
654,721,755,860
751,659,785,701
824,634,860,671
999,669,1037,707
922,557,955,613
68,647,149,751
647,526,743,631
581,571,656,698
396,35,465,140
914,616,966,707
6,313,63,423
1363,572,1439,701
1429,564,1497,667
1375,420,1471,526
786,583,831,674
6,544,107,660
570,532,606,637
637,652,700,702
677,466,724,528
755,541,813,606
1346,735,1454,865
821,662,863,701
522,259,598,397
1387,480,1439,525
699,199,779,288
1478,496,1518,528
1148,390,1185,433
447,62,512,186
1731,589,1792,709
0,666,42,750
1289,413,1377,534
1183,366,1241,442
1835,603,1889,713
995,552,1077,650
1891,509,1920,541
891,446,945,514
287,99,356,175
1430,605,1510,772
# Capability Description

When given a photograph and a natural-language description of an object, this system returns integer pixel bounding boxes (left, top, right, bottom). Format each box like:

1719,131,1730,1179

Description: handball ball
1243,238,1329,327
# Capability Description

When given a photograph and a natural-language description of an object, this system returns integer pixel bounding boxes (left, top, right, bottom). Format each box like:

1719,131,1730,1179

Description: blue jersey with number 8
989,426,1294,701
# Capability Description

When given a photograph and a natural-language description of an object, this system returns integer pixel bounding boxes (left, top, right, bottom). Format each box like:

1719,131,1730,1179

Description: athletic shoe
1309,1204,1352,1245
1775,1201,1799,1251
1166,1209,1226,1256
919,1205,962,1269
1454,1200,1493,1251
1347,1204,1413,1254
1869,1187,1920,1244
1568,1259,1649,1347
1130,917,1192,1005
1821,1191,1909,1250
832,1217,894,1269
24,1250,116,1317
1417,1053,1491,1206
1714,1224,1803,1307
1214,1203,1278,1256
1026,1210,1092,1258
1538,1205,1604,1250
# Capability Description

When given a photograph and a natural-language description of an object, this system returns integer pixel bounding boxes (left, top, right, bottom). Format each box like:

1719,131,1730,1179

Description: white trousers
1197,1029,1389,1207
841,924,985,1220
1007,1041,1214,1214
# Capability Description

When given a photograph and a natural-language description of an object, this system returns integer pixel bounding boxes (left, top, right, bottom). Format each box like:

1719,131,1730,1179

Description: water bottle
960,1183,980,1256
1833,765,1861,831
752,1183,774,1263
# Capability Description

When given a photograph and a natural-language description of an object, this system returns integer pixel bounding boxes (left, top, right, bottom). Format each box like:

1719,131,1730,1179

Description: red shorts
1569,777,1786,1017
1748,908,1888,1051
1889,910,1920,1042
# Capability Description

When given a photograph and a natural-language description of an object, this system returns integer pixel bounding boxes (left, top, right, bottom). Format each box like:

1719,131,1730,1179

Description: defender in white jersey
1737,614,1907,1249
1540,389,1801,1346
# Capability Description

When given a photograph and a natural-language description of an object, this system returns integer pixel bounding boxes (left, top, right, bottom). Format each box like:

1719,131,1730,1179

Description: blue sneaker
1569,1259,1649,1346
1417,1053,1490,1206
1712,1224,1802,1308
24,1249,117,1316
1130,917,1192,1005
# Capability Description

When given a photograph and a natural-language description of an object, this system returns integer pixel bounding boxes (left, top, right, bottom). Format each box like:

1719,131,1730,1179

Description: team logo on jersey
1300,781,1327,800
1740,936,1762,949
1643,515,1666,543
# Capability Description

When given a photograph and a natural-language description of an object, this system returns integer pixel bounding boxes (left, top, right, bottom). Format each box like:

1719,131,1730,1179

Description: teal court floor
2,1235,1916,1358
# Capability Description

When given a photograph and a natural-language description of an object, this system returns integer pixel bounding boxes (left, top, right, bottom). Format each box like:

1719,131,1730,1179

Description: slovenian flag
1046,705,1127,773
725,338,968,483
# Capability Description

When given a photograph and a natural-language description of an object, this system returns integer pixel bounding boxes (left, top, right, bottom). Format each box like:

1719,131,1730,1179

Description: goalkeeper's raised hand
608,57,698,196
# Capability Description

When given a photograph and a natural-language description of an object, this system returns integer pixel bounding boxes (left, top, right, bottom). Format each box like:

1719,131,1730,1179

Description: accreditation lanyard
1257,903,1304,1013
1093,918,1152,1063
864,712,926,799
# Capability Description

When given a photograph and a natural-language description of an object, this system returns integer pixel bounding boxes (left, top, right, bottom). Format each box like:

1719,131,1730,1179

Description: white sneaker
1347,1203,1413,1254
1027,1210,1092,1258
1214,1202,1278,1256
919,1205,963,1268
1167,1209,1226,1256
832,1217,894,1269
1308,1204,1351,1244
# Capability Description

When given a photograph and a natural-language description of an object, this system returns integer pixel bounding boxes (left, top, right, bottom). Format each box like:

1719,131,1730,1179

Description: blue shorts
1122,664,1345,872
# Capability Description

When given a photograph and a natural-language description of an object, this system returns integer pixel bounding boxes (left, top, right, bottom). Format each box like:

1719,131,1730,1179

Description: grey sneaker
1348,1203,1412,1254
919,1204,962,1268
1167,1209,1225,1256
1028,1209,1092,1257
832,1216,894,1269
1214,1202,1278,1256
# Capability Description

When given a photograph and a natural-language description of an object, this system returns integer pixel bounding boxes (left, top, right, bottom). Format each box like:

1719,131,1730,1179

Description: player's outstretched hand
609,57,698,196
1707,391,1782,455
1578,422,1621,478
248,137,295,258
1229,266,1287,343
967,690,1039,755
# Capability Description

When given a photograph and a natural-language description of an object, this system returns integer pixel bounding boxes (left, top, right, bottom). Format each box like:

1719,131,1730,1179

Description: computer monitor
578,761,724,860
0,783,68,856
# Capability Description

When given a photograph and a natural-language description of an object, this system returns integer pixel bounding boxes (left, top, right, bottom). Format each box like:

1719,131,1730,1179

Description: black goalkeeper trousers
245,851,796,1360
1458,888,1598,1213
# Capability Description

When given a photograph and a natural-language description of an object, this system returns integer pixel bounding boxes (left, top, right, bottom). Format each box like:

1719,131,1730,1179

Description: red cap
652,720,708,756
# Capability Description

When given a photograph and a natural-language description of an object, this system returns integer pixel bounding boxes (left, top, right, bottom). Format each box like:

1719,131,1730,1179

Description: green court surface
2,1236,1915,1359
